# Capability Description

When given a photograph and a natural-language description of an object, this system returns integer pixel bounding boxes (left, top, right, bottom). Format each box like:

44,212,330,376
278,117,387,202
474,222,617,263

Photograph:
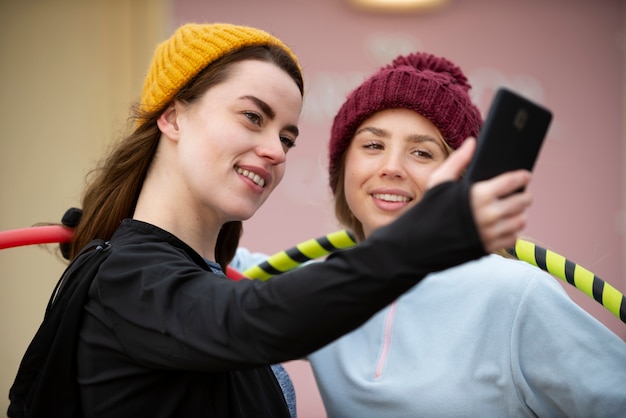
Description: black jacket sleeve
94,180,485,370
241,179,485,358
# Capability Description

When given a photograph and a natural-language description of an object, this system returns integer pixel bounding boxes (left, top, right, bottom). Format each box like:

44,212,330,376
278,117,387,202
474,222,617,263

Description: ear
157,103,181,141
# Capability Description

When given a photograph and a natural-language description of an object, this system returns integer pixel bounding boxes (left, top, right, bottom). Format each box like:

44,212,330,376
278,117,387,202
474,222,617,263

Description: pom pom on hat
328,52,482,193
139,23,301,119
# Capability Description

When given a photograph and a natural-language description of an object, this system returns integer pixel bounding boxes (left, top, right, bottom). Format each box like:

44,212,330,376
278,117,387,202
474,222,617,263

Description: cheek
179,139,213,177
275,164,286,184
411,163,443,191
342,166,361,198
268,164,286,192
343,155,369,186
342,172,362,215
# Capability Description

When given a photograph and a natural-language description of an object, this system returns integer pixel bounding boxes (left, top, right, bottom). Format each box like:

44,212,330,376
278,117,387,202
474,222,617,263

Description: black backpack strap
8,239,112,418
47,239,109,311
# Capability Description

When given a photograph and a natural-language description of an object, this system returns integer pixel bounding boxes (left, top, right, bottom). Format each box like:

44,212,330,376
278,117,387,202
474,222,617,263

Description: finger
474,169,532,200
482,213,528,252
497,189,533,218
484,235,518,253
472,187,532,252
427,137,476,188
475,189,533,228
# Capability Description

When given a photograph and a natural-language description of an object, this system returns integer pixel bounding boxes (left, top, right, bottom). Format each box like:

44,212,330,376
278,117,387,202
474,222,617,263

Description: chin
373,218,396,232
234,207,260,222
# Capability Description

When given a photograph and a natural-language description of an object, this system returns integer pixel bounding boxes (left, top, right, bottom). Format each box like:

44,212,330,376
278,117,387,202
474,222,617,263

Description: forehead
195,59,303,120
353,108,451,155
224,59,300,100
360,108,436,129
225,59,300,94
357,109,443,141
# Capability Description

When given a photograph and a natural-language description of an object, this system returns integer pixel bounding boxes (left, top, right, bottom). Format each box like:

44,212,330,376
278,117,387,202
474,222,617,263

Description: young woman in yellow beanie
9,24,534,418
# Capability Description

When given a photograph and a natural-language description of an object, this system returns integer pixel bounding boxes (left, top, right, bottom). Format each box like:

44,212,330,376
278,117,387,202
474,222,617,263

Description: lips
236,167,266,188
371,193,411,203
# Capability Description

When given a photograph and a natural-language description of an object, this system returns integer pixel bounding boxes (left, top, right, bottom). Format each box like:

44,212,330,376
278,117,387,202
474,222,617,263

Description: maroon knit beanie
328,52,483,193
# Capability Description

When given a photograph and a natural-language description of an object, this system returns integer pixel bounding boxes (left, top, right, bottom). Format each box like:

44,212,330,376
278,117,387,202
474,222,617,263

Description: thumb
427,137,476,188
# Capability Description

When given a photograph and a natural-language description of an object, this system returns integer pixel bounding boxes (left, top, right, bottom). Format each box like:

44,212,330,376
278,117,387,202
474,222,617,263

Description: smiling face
342,108,451,239
166,59,303,227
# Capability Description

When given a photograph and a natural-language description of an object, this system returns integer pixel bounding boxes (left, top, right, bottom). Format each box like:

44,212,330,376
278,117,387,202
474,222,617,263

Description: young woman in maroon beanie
300,52,626,417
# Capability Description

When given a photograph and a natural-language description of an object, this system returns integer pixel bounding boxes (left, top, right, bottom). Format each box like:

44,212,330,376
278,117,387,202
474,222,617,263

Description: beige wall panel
0,0,169,411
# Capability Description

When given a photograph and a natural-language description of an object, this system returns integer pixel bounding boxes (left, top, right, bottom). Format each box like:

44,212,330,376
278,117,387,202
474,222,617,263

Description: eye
411,149,434,159
280,136,296,151
363,141,384,150
244,111,263,126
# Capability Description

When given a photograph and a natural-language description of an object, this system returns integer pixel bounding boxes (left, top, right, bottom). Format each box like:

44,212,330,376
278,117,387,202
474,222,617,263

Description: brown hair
67,44,304,270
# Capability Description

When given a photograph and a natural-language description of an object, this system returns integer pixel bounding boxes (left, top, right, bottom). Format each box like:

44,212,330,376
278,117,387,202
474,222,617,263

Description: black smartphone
464,87,552,184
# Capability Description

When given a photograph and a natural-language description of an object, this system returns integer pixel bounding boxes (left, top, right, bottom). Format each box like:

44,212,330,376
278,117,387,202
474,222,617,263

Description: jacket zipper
373,300,397,379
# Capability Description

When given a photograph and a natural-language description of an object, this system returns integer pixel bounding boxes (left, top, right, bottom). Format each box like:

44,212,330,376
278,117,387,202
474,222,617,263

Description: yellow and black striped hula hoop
242,230,357,281
243,230,625,324
507,239,625,323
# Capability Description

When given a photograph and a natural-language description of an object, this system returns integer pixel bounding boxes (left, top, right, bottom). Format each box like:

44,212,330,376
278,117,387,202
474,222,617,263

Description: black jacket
9,181,484,418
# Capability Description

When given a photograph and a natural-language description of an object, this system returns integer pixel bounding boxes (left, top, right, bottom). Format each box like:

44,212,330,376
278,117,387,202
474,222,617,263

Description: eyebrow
240,95,299,137
356,126,442,146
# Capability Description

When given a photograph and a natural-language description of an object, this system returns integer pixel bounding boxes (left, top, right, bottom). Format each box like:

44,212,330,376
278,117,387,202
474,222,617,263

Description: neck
133,142,220,261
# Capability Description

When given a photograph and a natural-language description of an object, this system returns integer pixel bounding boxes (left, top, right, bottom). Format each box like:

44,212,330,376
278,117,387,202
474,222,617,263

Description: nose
379,153,406,179
256,132,287,164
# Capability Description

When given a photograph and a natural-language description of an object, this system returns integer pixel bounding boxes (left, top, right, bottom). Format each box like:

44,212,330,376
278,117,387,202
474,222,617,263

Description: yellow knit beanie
139,23,301,118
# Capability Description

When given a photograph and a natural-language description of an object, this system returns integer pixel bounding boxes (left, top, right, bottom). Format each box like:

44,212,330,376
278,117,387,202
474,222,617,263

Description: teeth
373,193,410,202
237,168,265,187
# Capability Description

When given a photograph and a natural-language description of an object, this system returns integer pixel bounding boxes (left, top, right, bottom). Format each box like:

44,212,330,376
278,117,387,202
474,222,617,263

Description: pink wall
173,1,625,416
